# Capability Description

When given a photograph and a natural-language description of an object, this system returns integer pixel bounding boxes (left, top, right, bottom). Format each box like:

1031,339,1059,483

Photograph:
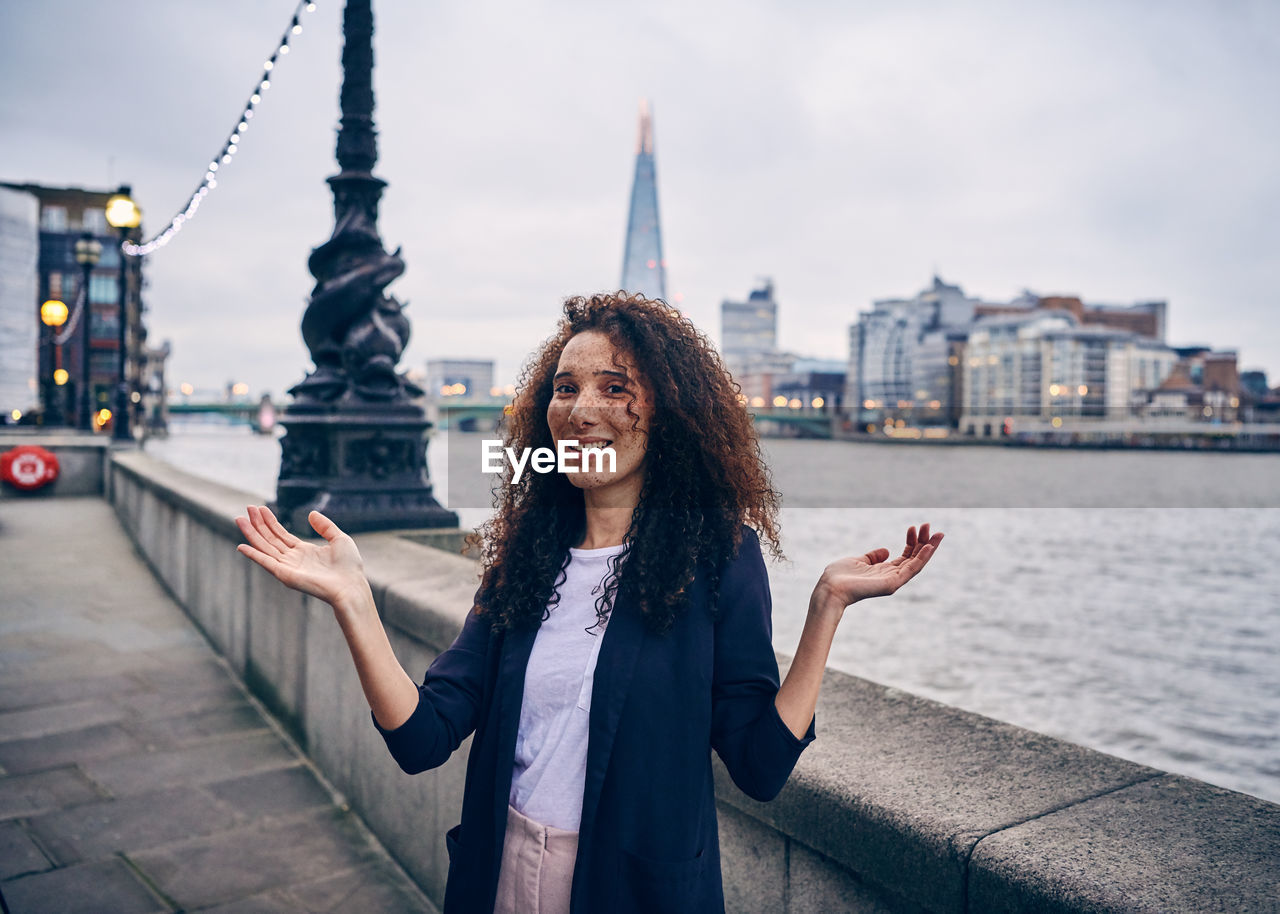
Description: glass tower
620,100,667,301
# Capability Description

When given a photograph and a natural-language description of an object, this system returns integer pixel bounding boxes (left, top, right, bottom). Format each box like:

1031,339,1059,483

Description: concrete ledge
968,775,1280,913
109,450,1280,913
0,433,112,498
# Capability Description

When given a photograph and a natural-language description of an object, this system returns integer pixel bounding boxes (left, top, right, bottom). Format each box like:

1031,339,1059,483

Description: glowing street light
40,300,68,328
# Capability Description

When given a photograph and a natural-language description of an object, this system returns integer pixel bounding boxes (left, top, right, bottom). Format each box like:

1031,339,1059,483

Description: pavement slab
0,671,144,713
0,821,52,881
0,722,146,774
0,496,438,914
28,785,242,866
81,730,300,796
206,764,335,820
0,858,168,914
0,766,104,820
128,808,383,910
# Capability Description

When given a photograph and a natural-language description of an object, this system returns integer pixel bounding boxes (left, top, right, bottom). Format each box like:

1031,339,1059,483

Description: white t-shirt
508,542,627,832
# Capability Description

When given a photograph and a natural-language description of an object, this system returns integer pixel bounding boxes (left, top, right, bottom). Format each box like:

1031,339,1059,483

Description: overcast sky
3,0,1278,397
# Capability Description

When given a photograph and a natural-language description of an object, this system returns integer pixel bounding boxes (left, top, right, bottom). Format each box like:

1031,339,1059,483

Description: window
40,206,67,231
90,308,120,339
82,208,106,234
89,351,119,379
89,274,118,305
96,243,120,270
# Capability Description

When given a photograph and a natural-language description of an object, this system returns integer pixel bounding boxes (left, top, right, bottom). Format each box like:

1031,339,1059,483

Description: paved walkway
0,497,437,913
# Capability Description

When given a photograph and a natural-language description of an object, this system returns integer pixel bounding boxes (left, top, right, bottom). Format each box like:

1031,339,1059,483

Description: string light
123,1,317,256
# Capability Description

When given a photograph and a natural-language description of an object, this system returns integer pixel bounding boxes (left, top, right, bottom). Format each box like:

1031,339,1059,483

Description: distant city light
53,369,69,386
232,382,250,396
131,391,142,403
1051,417,1063,428
788,398,801,409
811,397,825,408
180,382,194,396
772,396,787,407
750,396,765,408
1077,385,1088,396
10,409,20,421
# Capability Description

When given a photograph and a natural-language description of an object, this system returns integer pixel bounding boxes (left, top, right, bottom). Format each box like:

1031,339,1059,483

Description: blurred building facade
0,187,39,420
957,311,1180,436
846,276,1188,435
426,358,495,401
0,181,164,435
721,279,779,369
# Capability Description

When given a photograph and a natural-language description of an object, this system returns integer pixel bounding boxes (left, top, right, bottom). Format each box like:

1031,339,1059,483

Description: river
146,421,1280,805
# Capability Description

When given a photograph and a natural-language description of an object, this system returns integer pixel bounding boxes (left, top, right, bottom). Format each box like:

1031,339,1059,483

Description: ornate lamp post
73,232,102,430
105,187,141,442
275,0,456,533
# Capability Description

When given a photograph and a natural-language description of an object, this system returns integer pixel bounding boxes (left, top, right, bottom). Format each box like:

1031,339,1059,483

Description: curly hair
468,291,781,635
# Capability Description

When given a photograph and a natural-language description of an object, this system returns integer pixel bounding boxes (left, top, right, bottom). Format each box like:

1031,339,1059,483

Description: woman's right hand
235,505,368,610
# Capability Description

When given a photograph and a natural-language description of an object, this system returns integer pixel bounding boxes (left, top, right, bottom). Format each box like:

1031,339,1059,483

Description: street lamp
73,232,102,430
39,299,69,426
104,187,141,441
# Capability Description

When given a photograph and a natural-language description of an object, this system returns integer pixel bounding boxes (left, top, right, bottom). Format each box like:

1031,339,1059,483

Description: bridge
168,401,277,433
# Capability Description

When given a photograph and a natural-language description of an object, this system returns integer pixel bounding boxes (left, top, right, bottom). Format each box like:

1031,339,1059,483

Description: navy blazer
376,527,816,913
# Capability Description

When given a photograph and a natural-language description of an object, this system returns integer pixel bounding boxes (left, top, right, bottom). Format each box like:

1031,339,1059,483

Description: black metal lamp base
274,404,458,535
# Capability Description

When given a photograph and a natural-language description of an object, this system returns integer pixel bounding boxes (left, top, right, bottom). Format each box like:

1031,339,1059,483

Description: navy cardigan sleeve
710,527,817,801
372,599,491,774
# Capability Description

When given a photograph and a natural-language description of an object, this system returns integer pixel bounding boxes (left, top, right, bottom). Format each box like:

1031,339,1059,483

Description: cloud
3,0,1278,393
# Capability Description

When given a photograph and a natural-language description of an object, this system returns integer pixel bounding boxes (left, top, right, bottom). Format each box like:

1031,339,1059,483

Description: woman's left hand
812,523,944,615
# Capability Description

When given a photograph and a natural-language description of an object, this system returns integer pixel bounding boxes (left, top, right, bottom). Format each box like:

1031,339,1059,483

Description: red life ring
1,445,61,491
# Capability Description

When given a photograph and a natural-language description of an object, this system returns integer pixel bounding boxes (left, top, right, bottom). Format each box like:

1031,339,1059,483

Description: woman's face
546,330,654,499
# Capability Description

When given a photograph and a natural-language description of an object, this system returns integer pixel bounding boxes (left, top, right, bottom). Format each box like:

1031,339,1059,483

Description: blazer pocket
618,847,710,913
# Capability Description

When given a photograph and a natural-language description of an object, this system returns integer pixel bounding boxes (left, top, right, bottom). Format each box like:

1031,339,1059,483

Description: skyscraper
619,100,667,301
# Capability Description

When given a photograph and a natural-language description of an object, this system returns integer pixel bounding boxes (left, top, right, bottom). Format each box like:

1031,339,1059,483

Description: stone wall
109,450,1280,913
0,434,110,498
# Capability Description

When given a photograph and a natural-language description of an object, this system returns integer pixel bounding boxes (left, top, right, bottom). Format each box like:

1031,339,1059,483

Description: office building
0,181,154,433
620,101,667,301
0,187,39,420
426,358,495,401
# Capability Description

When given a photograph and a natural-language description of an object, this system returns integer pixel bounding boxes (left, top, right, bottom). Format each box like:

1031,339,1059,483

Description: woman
235,292,942,913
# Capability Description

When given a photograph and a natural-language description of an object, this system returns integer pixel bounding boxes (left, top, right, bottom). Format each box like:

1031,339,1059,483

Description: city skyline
2,1,1277,397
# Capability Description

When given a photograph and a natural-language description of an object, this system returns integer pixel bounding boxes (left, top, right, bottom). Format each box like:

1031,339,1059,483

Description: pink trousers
493,804,579,914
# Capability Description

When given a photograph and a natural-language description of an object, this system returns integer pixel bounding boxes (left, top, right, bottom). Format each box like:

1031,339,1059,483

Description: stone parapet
108,450,1280,913
0,432,112,498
